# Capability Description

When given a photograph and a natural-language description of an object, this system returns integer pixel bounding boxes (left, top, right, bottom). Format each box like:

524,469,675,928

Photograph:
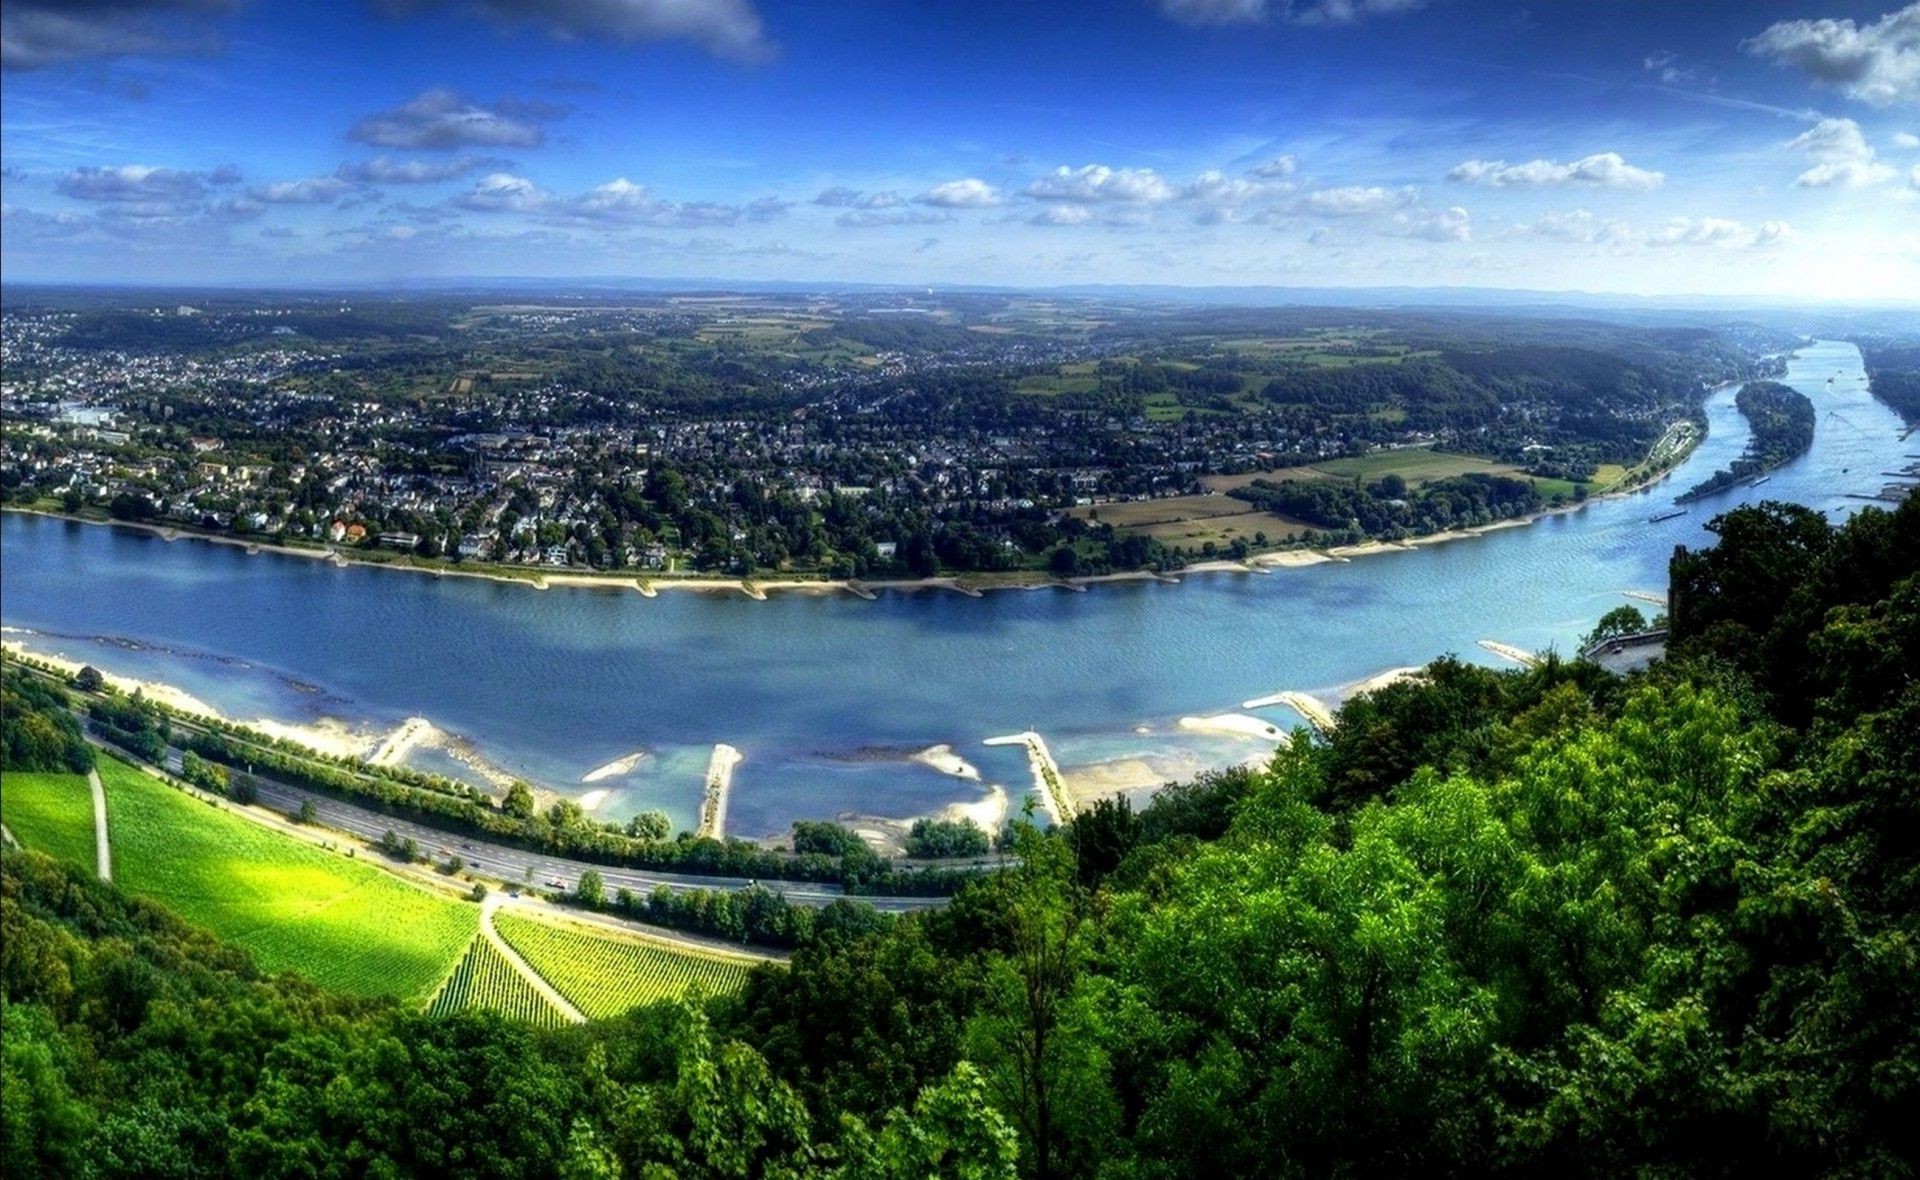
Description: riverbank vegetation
1677,381,1815,502
3,494,1913,1176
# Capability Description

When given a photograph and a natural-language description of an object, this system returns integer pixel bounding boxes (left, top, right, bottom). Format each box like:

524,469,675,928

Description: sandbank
582,751,647,783
1178,712,1287,741
911,744,983,781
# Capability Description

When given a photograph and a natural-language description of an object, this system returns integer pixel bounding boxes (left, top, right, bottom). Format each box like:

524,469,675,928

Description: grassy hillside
97,755,477,1002
0,770,96,869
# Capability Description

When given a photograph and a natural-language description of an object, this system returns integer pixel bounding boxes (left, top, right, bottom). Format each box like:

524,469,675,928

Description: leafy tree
1580,604,1647,650
576,869,605,908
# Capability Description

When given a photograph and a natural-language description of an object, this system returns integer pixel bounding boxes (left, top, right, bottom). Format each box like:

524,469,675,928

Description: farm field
1076,493,1262,528
1305,446,1524,485
0,770,96,870
1070,493,1312,549
493,910,756,1019
96,755,477,1002
427,935,567,1027
1129,510,1308,548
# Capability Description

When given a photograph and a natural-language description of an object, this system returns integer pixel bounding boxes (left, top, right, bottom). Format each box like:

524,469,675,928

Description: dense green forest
1858,342,1920,425
0,669,93,775
4,494,1916,1178
1677,381,1815,502
1228,471,1543,538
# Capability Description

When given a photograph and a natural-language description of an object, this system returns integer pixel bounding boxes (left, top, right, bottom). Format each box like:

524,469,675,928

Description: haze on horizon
2,1,1917,301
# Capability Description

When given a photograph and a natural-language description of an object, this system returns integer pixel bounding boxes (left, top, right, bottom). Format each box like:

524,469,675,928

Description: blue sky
3,1,1917,297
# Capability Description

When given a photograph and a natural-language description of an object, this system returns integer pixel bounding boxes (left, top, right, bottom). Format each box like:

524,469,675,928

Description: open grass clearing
1129,511,1309,548
1305,446,1523,485
493,910,757,1020
97,755,476,1002
1071,493,1266,528
0,771,97,870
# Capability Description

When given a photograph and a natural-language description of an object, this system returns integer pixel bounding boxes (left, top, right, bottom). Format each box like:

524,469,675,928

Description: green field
0,771,96,869
97,756,477,1002
493,910,755,1019
427,935,567,1027
1305,446,1522,485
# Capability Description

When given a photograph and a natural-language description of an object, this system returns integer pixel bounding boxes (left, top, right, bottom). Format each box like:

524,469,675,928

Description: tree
73,666,104,693
627,809,672,841
1581,604,1647,651
502,780,535,820
966,824,1092,1179
835,1063,1020,1180
296,799,317,824
576,869,605,908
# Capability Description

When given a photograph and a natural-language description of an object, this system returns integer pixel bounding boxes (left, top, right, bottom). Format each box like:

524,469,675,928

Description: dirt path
480,895,586,1023
89,768,111,881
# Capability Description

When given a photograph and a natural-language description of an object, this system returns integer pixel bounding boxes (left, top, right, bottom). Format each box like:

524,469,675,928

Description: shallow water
3,340,1904,835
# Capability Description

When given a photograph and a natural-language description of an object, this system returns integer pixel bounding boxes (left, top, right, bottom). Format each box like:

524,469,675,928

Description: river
2,340,1905,838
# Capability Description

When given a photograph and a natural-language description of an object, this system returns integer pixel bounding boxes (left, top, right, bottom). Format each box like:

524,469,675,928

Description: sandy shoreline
2,636,382,760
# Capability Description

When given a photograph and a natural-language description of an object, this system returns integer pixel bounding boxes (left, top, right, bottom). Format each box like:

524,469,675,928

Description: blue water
2,341,1904,836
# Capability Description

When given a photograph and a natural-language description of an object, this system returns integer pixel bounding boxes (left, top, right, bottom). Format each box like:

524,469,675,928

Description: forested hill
5,495,1917,1178
1677,380,1815,502
1857,340,1920,425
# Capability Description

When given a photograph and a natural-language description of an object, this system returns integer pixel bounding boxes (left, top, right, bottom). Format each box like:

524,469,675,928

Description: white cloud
372,0,772,62
835,208,950,227
1516,209,1630,244
1155,0,1427,26
1028,204,1093,226
1026,164,1176,204
56,164,236,203
914,178,1003,208
335,155,500,184
1746,4,1920,108
452,172,548,212
1181,169,1295,210
1786,117,1899,186
811,187,902,209
251,177,354,204
1446,151,1665,190
349,88,560,150
1648,217,1794,250
744,196,791,221
1386,205,1471,242
539,178,749,227
1895,130,1920,148
1297,184,1418,216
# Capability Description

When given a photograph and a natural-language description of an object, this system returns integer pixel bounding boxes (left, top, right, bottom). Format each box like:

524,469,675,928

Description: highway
149,747,942,912
8,650,954,914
